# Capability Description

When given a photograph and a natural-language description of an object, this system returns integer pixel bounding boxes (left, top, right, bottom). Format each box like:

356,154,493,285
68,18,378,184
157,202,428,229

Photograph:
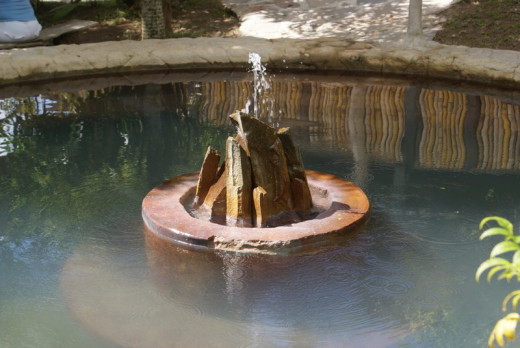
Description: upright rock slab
277,128,313,213
252,186,268,227
225,137,253,227
203,165,227,222
194,146,221,206
193,111,313,228
229,111,294,221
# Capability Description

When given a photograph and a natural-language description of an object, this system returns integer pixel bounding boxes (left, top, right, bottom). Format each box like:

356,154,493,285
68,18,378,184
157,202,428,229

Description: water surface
1,73,520,347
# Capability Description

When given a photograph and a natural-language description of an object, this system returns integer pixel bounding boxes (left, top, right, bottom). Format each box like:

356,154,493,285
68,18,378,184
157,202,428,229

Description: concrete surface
222,0,453,41
0,0,519,90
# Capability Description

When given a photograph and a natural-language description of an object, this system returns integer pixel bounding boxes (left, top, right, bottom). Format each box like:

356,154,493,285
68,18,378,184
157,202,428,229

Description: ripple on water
60,224,455,347
62,243,324,347
363,273,413,296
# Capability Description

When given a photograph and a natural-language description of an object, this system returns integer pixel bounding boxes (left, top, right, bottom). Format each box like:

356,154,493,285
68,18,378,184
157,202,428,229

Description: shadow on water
60,216,452,347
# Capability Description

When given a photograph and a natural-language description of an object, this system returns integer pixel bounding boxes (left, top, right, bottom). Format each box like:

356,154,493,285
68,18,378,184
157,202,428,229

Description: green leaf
491,241,520,257
488,312,520,348
488,265,508,282
48,2,81,22
480,227,514,240
481,217,514,233
513,251,520,265
513,294,520,312
498,271,515,282
503,290,520,311
476,258,511,282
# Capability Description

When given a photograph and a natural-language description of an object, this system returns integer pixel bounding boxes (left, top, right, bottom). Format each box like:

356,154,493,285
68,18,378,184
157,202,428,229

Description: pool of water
1,72,520,347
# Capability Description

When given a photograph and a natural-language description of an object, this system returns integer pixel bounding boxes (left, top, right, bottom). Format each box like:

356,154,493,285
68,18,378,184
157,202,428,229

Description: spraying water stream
246,52,274,120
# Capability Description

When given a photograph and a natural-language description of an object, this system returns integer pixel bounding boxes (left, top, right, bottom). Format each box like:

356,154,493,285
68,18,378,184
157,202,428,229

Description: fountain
247,52,273,120
6,68,520,347
142,55,370,253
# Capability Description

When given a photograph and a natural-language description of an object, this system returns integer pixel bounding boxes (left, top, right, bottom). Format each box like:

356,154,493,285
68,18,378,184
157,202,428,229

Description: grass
434,0,520,50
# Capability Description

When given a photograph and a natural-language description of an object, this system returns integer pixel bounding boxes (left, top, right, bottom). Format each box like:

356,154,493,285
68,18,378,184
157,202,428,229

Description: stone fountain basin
142,170,370,253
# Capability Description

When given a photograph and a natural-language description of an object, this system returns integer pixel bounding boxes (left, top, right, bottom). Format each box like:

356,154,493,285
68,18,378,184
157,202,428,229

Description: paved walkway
222,0,453,41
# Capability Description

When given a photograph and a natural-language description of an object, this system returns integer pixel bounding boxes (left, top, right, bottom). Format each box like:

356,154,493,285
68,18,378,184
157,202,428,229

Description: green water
1,74,520,347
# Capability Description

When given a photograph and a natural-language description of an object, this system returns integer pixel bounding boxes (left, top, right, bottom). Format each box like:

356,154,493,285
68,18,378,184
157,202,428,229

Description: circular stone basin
142,170,370,253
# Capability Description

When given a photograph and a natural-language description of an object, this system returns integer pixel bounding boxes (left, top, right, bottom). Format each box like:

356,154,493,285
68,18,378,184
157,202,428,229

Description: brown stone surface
192,114,312,228
252,186,268,227
225,137,253,227
210,186,227,223
203,166,227,218
194,146,221,206
215,162,226,182
277,127,313,212
142,170,370,253
229,111,294,218
291,177,312,213
277,127,306,181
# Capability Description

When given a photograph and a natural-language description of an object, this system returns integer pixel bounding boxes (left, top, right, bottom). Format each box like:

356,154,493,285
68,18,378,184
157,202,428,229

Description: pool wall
1,37,520,88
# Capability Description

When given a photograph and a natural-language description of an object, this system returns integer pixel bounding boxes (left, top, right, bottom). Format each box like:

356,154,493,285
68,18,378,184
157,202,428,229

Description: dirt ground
35,0,520,51
35,1,239,45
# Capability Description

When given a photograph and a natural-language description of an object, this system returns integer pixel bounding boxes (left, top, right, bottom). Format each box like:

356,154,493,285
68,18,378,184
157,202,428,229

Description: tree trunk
407,0,423,39
142,0,165,39
162,0,172,36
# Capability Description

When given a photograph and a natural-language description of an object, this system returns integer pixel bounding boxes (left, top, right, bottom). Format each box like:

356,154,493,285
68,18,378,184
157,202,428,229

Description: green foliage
488,313,520,348
477,216,520,347
35,0,140,26
47,0,81,22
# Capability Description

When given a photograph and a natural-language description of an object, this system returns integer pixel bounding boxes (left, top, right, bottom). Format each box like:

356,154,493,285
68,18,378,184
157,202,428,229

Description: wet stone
203,166,227,219
229,111,294,218
277,127,307,183
277,127,313,213
194,146,221,206
225,137,253,227
252,186,268,227
193,111,314,228
291,177,313,214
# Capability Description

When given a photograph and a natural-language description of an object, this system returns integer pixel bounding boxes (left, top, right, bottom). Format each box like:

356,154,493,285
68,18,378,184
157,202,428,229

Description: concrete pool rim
1,37,520,90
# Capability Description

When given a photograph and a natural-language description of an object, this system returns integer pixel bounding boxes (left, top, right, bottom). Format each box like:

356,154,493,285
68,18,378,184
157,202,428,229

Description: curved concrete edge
1,37,520,89
142,170,370,254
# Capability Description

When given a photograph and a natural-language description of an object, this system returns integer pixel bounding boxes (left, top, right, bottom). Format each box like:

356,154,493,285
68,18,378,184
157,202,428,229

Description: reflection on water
3,76,520,172
1,73,520,347
61,226,438,347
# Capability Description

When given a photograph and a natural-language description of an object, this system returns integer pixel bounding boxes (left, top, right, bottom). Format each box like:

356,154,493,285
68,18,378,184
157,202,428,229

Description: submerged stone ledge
1,37,520,88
